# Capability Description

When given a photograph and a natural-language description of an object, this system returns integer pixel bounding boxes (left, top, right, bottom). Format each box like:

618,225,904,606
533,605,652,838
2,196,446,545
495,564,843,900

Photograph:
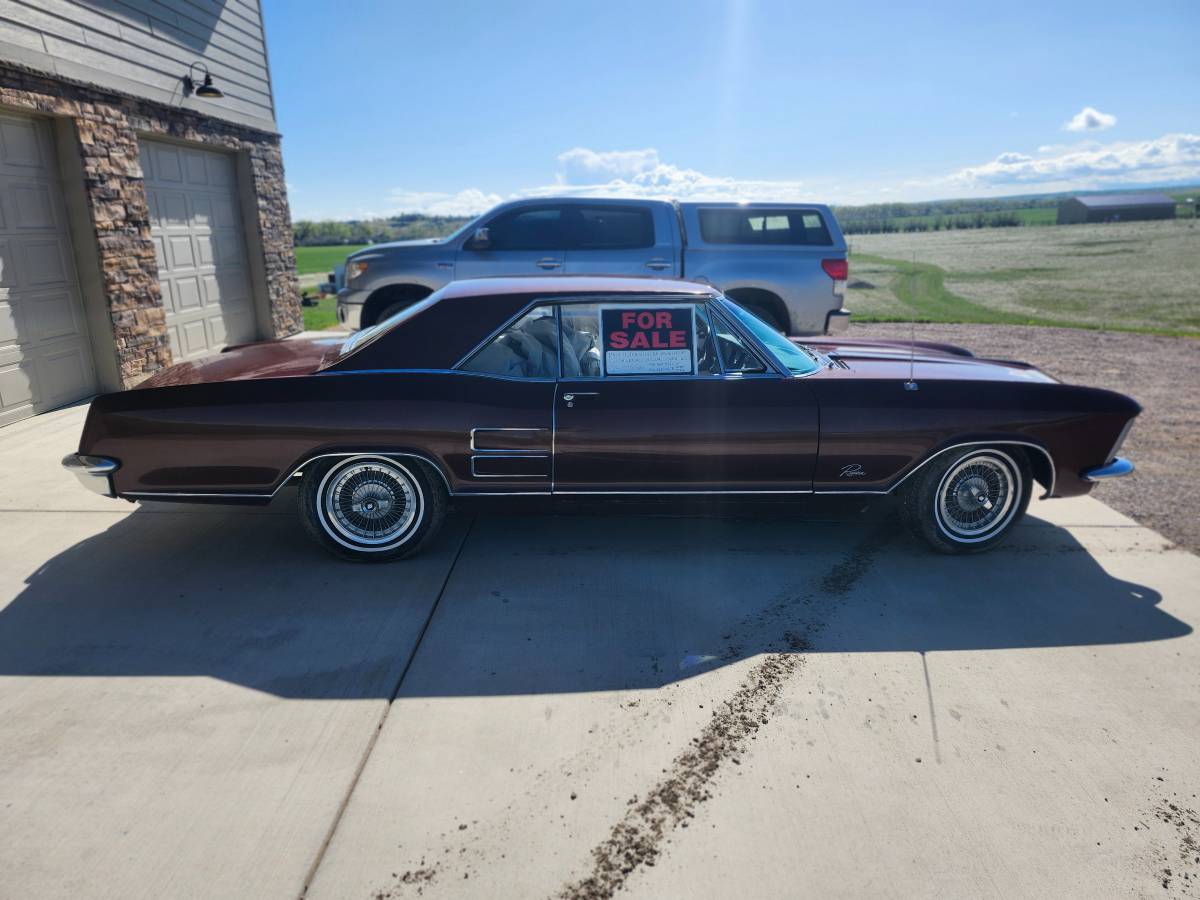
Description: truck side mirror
468,226,491,250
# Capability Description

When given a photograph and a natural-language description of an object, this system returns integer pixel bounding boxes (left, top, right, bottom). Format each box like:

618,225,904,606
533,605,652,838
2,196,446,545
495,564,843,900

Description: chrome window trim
123,451,454,501
469,426,550,452
706,302,781,376
451,292,718,372
554,489,814,495
712,298,820,378
470,454,551,478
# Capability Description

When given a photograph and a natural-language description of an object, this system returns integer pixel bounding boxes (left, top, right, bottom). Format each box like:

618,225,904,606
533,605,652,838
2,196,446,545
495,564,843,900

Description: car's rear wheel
901,447,1031,553
299,455,446,561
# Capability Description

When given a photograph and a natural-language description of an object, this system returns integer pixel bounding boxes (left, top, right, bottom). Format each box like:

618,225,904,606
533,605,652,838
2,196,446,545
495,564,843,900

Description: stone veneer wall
0,62,301,387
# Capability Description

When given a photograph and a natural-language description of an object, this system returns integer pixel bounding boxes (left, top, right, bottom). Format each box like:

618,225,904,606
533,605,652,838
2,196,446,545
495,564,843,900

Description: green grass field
297,284,339,331
847,218,1200,337
294,244,367,276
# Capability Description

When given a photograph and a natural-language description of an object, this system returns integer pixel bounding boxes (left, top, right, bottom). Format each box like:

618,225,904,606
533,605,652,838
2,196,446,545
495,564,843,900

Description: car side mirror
468,226,491,250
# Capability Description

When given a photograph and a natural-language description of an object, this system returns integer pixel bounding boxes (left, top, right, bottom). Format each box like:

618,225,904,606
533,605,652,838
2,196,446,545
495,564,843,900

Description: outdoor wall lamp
183,63,224,99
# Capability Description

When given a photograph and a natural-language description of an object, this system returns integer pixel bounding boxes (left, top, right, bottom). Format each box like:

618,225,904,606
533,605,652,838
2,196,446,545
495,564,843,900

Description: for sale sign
599,305,696,375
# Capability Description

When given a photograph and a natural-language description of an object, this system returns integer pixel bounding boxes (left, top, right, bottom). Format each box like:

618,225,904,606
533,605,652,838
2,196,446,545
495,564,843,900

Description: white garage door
0,112,97,427
140,139,256,361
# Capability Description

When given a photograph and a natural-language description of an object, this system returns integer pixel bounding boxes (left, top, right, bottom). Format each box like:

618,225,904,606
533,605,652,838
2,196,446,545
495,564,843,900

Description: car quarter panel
80,372,555,498
808,374,1141,497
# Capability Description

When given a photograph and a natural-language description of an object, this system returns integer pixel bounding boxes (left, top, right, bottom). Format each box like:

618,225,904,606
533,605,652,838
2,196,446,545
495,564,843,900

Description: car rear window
697,208,832,246
575,205,655,250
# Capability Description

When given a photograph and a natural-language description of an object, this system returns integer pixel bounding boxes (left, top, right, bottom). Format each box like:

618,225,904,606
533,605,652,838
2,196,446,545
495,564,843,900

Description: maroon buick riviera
63,276,1138,561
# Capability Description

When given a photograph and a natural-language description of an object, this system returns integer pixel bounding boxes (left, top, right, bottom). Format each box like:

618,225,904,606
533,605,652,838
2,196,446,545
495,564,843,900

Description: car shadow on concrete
0,495,1189,699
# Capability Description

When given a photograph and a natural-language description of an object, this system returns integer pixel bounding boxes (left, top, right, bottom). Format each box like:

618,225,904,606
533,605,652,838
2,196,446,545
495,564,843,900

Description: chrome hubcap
935,453,1019,541
321,460,419,546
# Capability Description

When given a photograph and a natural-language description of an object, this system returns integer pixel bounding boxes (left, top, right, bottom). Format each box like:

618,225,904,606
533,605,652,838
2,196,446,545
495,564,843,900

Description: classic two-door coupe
64,276,1138,560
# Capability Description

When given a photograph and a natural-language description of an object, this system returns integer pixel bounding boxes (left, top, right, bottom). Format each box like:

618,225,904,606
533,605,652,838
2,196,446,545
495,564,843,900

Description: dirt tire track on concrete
554,530,890,900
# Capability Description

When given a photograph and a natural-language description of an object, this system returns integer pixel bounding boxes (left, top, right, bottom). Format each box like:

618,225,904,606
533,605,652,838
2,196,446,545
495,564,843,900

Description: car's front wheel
299,455,446,561
901,447,1031,553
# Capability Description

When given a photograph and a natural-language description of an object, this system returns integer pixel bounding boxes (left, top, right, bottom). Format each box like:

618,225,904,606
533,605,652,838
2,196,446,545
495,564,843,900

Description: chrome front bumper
62,454,119,497
1082,457,1134,481
336,288,366,331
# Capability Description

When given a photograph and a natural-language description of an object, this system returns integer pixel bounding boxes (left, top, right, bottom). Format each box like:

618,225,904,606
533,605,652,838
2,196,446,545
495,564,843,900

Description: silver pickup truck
336,199,849,334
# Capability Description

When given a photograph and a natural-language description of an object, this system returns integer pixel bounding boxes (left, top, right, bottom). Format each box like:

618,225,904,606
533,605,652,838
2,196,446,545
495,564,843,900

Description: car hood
801,337,1058,384
137,338,345,388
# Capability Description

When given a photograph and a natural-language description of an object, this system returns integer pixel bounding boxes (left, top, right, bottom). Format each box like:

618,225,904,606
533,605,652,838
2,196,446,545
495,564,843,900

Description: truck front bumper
62,454,119,498
336,288,367,331
825,309,851,335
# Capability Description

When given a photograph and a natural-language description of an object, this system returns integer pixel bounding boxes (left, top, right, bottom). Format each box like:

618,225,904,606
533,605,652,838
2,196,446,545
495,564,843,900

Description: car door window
708,307,768,374
459,306,558,378
484,206,568,251
559,302,720,377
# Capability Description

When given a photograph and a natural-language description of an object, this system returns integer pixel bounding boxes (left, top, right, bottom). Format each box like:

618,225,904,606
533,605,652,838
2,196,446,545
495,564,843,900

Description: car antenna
904,251,918,391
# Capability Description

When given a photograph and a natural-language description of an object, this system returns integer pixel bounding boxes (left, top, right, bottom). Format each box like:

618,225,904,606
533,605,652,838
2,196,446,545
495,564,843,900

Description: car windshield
337,290,444,357
719,298,820,375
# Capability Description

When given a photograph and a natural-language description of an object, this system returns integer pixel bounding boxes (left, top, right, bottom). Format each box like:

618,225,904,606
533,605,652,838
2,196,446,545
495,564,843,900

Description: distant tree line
292,197,1072,245
833,197,1057,234
292,214,472,246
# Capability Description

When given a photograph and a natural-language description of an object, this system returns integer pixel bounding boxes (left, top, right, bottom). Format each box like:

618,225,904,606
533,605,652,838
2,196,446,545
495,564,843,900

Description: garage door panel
0,298,18,344
183,150,208,185
208,153,234,187
0,238,13,286
158,192,188,228
167,234,195,270
0,116,46,169
191,196,213,228
195,234,215,266
24,289,80,343
12,182,58,230
34,343,91,405
0,358,35,422
151,234,167,270
0,112,97,424
21,239,70,287
151,144,184,183
142,138,256,362
173,276,203,309
181,319,209,355
212,196,237,229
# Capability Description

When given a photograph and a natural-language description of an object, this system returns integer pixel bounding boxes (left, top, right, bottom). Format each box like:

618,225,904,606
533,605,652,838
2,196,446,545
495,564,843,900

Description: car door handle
536,258,562,269
644,258,672,271
562,391,598,407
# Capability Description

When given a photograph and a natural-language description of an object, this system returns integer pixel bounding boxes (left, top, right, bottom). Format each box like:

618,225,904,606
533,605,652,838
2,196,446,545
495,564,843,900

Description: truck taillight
821,259,849,280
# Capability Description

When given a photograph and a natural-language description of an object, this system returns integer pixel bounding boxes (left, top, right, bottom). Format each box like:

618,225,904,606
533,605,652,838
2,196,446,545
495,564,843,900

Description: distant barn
1057,192,1177,225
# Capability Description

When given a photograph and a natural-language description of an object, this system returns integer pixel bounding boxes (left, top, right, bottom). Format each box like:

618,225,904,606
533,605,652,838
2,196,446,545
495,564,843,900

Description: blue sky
263,0,1200,220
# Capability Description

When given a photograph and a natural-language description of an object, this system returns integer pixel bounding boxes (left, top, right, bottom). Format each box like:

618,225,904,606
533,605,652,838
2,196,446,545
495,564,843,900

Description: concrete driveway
1,405,1197,900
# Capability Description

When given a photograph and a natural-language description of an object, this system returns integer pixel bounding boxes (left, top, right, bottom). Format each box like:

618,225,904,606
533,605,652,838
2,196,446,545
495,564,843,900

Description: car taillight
821,259,849,280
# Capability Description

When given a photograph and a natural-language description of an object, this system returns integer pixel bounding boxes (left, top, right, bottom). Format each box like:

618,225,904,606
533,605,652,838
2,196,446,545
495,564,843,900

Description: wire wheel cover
935,453,1018,540
322,461,418,545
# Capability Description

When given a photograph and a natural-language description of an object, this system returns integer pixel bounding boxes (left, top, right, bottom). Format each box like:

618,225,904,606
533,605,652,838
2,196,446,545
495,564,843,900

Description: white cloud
946,133,1200,190
364,132,1197,219
557,147,661,183
384,187,503,217
1064,106,1117,131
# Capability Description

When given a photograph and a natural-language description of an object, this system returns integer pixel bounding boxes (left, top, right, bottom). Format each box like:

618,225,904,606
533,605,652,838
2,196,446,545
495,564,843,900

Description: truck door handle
644,258,672,271
536,258,562,269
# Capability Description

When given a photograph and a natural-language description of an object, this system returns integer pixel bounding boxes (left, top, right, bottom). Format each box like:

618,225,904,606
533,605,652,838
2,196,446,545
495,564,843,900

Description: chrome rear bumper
62,454,119,497
1082,457,1134,481
825,309,851,335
